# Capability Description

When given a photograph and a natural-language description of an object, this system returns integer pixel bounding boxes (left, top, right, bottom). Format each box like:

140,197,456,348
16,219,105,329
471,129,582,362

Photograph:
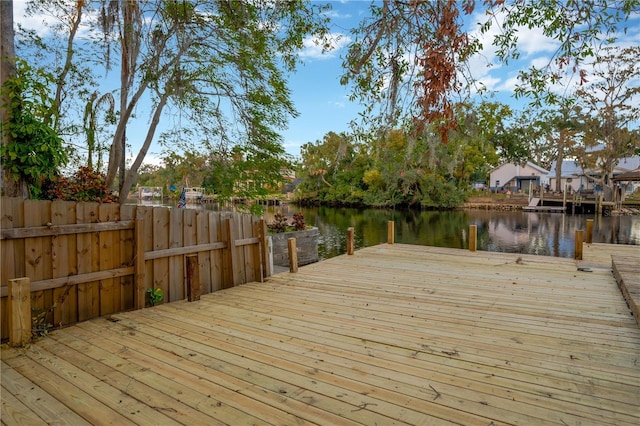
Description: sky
12,0,640,164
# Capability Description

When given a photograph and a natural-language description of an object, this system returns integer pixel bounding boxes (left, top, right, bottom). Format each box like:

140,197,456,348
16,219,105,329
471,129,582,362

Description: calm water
265,205,640,260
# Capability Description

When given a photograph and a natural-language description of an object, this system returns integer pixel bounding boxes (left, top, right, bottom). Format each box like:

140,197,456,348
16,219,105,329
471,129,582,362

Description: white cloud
13,1,99,39
13,1,51,37
324,10,352,20
516,27,560,56
495,75,520,92
299,33,352,60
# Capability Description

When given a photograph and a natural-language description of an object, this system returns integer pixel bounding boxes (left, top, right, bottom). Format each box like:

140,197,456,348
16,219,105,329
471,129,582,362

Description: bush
292,212,306,231
267,213,288,233
43,166,118,203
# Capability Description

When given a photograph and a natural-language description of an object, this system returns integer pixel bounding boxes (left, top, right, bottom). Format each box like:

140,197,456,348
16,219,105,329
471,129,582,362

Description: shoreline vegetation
291,192,640,215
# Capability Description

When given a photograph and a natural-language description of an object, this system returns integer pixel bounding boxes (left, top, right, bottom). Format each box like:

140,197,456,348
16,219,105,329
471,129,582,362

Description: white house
547,160,591,193
489,162,549,192
549,156,640,194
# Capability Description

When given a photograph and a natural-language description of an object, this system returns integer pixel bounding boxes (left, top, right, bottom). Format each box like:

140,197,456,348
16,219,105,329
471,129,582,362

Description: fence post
259,219,271,279
186,254,200,302
469,225,477,252
8,277,31,347
586,219,594,244
134,217,146,310
387,221,394,244
288,238,298,273
347,227,355,255
225,217,240,285
575,230,584,260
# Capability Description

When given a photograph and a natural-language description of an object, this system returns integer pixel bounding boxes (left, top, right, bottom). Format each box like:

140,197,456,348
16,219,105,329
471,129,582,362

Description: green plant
31,304,56,339
1,59,67,198
146,288,164,306
292,212,306,231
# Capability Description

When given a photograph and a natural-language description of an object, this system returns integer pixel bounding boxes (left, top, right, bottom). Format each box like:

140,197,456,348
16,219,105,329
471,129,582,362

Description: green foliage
418,174,468,208
19,1,331,202
146,288,164,306
297,129,472,209
1,60,68,198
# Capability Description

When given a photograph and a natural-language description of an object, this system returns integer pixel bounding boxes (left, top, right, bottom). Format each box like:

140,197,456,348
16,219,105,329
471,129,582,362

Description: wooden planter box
270,228,319,267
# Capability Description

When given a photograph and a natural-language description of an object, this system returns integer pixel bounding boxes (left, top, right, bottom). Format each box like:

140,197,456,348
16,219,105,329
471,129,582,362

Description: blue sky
13,0,640,164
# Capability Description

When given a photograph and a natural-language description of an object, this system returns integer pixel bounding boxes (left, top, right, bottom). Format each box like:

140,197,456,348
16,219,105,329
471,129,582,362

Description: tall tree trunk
1,0,27,198
118,128,126,193
554,132,565,193
119,91,170,203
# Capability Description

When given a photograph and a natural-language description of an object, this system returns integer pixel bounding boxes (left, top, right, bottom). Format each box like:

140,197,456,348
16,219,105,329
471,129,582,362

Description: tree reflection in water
265,205,640,260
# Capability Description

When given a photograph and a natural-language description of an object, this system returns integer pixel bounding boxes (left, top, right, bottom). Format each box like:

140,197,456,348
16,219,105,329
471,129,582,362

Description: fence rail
0,197,270,341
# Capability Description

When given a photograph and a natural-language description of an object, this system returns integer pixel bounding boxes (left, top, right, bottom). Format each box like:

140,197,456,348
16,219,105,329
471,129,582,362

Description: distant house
548,160,591,193
549,156,640,193
489,162,549,193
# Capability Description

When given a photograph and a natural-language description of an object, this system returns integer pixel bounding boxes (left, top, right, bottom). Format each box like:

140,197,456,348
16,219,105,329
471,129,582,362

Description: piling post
574,230,584,260
288,238,298,273
347,227,355,255
186,254,201,302
597,195,603,216
387,221,394,244
585,219,594,244
469,225,477,252
8,277,31,347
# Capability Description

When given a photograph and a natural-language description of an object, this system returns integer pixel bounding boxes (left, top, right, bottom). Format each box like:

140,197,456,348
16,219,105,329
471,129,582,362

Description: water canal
264,205,640,260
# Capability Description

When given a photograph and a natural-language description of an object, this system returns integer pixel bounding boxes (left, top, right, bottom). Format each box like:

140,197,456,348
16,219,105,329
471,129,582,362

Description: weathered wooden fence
0,197,270,341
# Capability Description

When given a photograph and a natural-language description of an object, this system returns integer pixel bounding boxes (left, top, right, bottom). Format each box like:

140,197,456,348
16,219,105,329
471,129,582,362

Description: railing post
134,217,146,310
575,230,584,260
586,219,594,244
186,254,200,302
387,221,394,244
288,238,298,273
8,277,31,347
469,225,477,252
347,227,355,255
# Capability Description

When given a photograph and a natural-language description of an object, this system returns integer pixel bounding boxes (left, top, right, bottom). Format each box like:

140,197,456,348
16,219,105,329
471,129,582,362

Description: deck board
2,243,640,425
612,254,640,327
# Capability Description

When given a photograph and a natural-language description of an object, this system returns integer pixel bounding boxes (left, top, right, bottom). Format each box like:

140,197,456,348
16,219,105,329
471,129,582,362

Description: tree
297,132,366,205
342,0,639,139
448,102,505,186
18,0,331,203
0,60,68,198
342,0,476,140
573,46,640,199
0,0,26,197
487,1,639,105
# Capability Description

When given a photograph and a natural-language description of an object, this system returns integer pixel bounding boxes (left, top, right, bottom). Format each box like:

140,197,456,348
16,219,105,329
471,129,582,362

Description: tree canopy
10,0,331,202
342,0,640,138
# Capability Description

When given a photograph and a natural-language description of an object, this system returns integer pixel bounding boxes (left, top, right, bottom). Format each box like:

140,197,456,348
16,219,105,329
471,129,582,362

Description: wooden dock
2,243,640,425
522,205,566,212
